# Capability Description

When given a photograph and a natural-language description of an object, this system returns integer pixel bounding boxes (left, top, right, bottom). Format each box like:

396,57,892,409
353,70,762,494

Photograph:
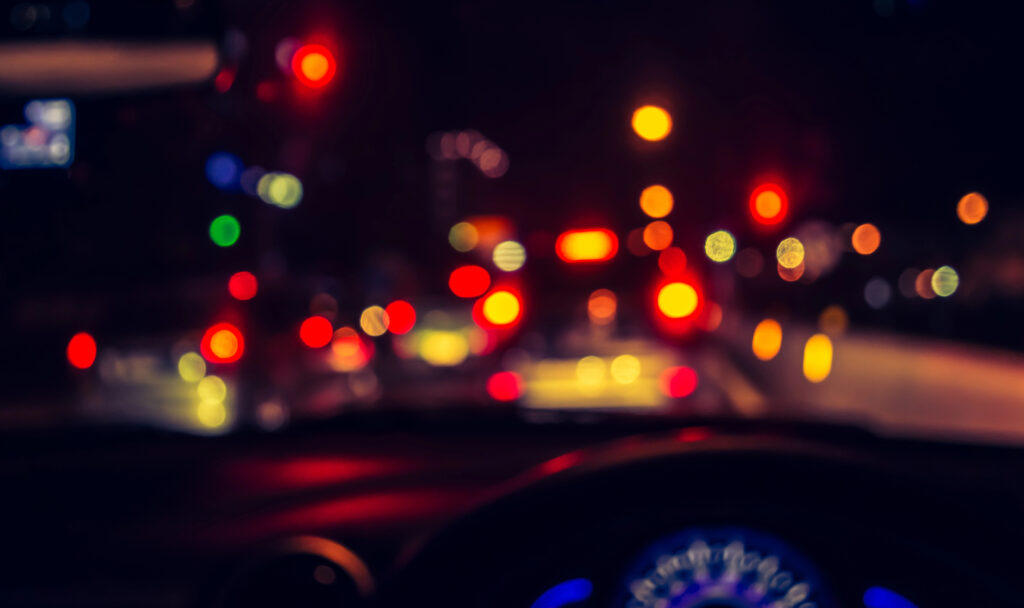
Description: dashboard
2,415,1023,607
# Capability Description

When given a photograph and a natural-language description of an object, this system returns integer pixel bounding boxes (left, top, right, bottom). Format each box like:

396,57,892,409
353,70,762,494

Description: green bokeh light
209,214,241,247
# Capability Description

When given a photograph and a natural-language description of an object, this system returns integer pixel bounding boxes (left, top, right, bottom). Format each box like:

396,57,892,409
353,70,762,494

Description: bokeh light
209,215,241,247
631,105,672,141
627,227,651,256
257,172,303,208
749,183,788,226
588,289,617,326
200,322,244,363
481,289,522,326
493,240,526,271
659,366,698,398
819,305,849,336
751,319,782,361
735,248,764,278
915,269,936,299
851,223,881,255
803,333,833,383
555,228,618,262
330,327,372,371
931,265,959,297
205,152,242,190
643,220,673,251
957,192,988,225
776,237,805,269
449,221,479,252
228,271,258,301
197,375,227,403
291,44,336,88
639,185,674,218
658,247,687,277
778,260,806,282
197,401,227,429
178,352,206,382
384,300,416,334
704,230,737,262
418,330,470,367
576,356,606,391
898,268,920,298
300,315,334,348
487,371,522,401
610,354,641,384
449,265,491,298
66,332,96,369
864,277,892,309
359,305,389,337
657,282,699,319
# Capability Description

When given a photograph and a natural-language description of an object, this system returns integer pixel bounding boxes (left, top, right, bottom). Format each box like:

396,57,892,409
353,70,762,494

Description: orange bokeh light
555,228,619,262
291,44,337,88
200,322,244,363
749,183,788,226
643,220,673,251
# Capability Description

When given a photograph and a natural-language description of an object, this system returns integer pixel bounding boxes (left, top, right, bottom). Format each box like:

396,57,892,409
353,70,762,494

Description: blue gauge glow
531,578,593,608
864,587,917,608
620,526,829,608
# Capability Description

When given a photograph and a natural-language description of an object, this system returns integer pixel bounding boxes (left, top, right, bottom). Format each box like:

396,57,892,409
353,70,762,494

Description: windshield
3,0,1023,442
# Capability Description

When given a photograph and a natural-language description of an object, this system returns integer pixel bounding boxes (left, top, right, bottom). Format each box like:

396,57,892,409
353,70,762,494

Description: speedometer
620,526,831,608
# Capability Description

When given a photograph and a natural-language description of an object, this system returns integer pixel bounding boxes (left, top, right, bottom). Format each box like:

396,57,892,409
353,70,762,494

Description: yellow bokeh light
610,354,641,384
482,290,521,325
576,355,606,389
492,240,526,271
639,185,674,218
803,333,833,383
931,265,959,297
657,282,698,319
197,400,227,428
631,105,672,141
776,237,805,269
851,223,881,255
449,221,479,252
818,305,849,336
209,329,239,360
755,191,782,219
197,375,227,403
751,319,782,361
359,305,389,337
704,230,737,262
643,220,673,251
418,330,469,367
588,289,617,326
957,192,988,225
257,172,303,208
178,352,206,383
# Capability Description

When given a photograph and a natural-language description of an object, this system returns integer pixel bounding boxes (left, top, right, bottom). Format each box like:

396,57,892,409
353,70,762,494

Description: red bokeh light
384,300,416,334
200,322,245,364
449,265,491,298
486,371,523,402
658,246,687,277
214,67,235,93
749,183,789,226
66,332,97,369
228,271,259,301
300,316,334,348
291,44,337,88
659,366,698,398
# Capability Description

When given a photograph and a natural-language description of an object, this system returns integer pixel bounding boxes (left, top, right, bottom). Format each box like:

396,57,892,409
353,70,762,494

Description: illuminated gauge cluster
620,527,829,608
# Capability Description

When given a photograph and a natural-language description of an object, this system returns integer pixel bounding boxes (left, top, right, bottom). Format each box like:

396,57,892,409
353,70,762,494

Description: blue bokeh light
864,586,917,608
530,578,593,608
205,152,243,190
